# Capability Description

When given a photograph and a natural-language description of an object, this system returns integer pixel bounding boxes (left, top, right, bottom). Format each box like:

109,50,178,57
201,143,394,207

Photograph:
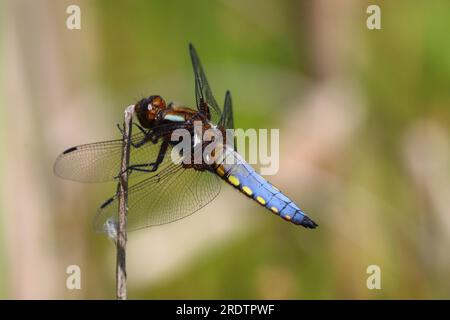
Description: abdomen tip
300,216,318,229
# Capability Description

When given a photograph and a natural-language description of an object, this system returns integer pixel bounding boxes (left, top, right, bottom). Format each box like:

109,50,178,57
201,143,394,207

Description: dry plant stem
116,105,134,300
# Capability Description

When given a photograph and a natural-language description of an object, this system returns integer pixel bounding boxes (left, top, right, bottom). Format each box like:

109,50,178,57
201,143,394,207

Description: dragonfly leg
133,123,182,147
132,131,159,148
116,123,152,148
116,122,147,135
126,164,159,173
133,124,171,148
133,123,147,134
115,140,169,178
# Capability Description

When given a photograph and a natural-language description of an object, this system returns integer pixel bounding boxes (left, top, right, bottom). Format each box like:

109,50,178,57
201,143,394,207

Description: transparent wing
53,124,178,183
219,90,234,130
189,43,222,124
94,164,221,232
219,90,236,151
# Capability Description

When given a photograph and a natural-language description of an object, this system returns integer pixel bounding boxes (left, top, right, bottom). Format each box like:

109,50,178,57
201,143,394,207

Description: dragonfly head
135,95,167,128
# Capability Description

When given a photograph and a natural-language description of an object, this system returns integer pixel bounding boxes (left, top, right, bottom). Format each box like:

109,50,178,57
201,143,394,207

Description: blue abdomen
214,148,317,229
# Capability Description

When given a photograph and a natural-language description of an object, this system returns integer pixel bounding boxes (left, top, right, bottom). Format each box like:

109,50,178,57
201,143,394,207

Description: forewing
54,124,177,183
189,44,222,124
219,90,234,130
219,90,236,150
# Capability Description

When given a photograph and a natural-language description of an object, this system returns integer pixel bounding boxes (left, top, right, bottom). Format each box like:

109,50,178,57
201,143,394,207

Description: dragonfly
54,44,318,234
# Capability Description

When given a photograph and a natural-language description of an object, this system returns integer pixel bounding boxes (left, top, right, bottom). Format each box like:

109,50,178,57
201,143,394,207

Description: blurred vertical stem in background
0,0,7,299
116,106,134,300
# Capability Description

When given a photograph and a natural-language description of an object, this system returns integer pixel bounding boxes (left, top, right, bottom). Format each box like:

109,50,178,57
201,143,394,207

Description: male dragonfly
54,44,318,233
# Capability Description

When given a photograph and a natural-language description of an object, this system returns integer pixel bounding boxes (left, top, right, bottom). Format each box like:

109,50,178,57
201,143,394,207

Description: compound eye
147,103,153,111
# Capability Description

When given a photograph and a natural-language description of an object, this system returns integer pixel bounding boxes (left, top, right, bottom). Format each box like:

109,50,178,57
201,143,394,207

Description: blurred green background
1,0,450,299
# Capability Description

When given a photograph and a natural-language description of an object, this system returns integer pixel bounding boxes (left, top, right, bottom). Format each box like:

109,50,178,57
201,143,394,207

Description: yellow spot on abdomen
284,215,291,221
256,196,266,205
216,165,225,177
242,186,253,196
228,175,240,187
271,207,279,213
